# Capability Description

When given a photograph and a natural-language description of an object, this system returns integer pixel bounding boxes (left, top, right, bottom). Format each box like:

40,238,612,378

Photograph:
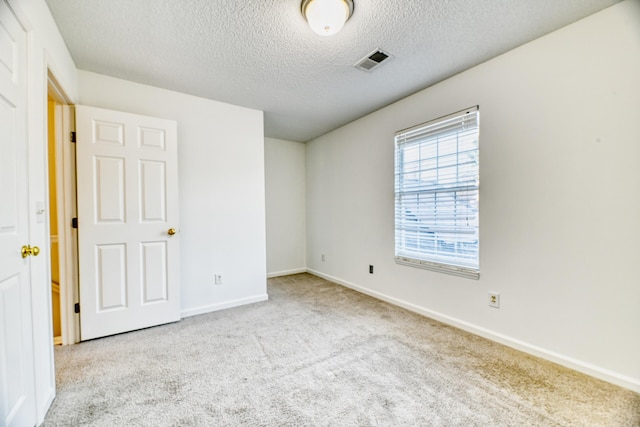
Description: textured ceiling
45,0,620,142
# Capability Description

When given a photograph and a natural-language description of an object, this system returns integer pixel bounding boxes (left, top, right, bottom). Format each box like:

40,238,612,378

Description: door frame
47,71,79,344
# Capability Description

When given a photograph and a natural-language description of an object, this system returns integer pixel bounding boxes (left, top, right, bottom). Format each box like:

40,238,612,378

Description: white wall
306,0,640,392
13,0,80,422
79,71,268,317
264,137,306,277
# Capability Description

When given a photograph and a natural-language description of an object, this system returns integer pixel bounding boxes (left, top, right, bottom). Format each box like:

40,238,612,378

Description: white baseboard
181,294,269,318
267,268,307,278
306,268,640,394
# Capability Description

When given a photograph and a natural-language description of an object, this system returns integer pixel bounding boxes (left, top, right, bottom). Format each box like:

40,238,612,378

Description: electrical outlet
369,265,374,274
321,254,325,262
488,292,500,308
214,274,223,285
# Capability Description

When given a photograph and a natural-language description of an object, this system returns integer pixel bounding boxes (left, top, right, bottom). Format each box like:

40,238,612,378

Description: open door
0,1,37,425
76,106,181,340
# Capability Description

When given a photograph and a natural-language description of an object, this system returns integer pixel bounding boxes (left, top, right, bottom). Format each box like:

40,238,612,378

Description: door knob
167,228,177,236
21,245,41,258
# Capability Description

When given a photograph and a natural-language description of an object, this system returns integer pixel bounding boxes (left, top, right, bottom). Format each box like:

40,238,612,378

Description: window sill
395,256,479,280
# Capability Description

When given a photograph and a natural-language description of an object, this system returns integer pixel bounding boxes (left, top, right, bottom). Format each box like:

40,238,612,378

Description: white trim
181,294,269,318
267,268,307,278
306,269,640,394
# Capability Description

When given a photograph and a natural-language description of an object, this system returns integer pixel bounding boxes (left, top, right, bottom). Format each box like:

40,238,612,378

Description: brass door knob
167,228,177,236
21,245,41,258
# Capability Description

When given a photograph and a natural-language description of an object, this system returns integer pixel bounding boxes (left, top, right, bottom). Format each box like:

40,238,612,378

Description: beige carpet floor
44,273,639,426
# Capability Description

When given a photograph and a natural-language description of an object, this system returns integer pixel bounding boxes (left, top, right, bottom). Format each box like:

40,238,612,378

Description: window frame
394,106,480,280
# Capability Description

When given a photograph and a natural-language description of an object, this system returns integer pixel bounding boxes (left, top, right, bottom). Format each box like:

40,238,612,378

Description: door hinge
70,131,76,143
71,217,78,229
74,303,80,314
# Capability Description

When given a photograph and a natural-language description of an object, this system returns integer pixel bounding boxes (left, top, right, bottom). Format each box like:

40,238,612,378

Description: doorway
47,95,62,345
46,89,182,344
47,74,80,345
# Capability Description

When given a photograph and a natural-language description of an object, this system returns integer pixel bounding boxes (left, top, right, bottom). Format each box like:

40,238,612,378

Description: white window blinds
394,106,479,279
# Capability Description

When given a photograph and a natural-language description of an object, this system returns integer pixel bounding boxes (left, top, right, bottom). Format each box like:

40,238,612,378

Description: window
394,106,479,279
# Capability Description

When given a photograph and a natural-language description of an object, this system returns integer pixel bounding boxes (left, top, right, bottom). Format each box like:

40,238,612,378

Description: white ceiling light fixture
301,0,354,36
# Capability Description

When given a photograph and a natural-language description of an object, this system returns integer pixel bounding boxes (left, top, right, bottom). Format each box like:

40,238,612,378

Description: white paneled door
76,106,180,340
0,1,37,426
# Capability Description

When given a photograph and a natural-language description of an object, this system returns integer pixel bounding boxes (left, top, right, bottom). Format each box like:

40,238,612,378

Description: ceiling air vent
354,49,391,72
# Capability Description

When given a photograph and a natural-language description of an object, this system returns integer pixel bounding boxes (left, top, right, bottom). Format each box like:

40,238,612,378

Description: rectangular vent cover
354,49,391,72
